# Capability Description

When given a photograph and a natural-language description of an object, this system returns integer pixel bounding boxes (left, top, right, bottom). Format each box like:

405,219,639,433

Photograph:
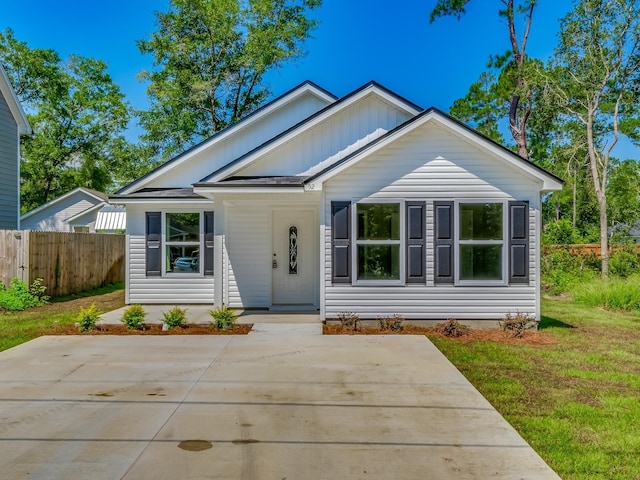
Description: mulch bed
48,323,253,336
322,324,558,345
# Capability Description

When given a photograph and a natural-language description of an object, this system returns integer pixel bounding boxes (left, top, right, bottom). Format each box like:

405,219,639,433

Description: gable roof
199,81,423,184
116,80,337,195
21,187,108,221
302,107,563,192
0,64,31,135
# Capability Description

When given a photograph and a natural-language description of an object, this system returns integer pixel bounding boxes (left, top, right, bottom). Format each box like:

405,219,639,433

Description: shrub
541,246,598,294
76,303,101,331
436,318,470,337
378,314,404,332
337,311,360,332
0,277,49,312
209,305,236,329
121,304,146,330
500,311,536,338
609,245,640,278
162,306,187,329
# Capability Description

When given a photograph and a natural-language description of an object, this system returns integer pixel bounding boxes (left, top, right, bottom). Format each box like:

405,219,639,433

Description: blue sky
7,0,637,158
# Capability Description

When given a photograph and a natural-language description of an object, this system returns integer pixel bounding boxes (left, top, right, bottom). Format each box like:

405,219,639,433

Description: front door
272,209,316,306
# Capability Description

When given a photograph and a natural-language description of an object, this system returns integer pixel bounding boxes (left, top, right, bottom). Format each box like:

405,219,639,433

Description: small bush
0,277,49,312
162,306,187,329
436,318,470,337
209,305,236,329
609,245,640,278
500,311,536,338
121,304,146,330
77,303,101,332
337,311,361,332
378,314,404,332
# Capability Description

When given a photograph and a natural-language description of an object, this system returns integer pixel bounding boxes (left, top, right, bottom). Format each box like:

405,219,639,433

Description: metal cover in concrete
0,335,560,479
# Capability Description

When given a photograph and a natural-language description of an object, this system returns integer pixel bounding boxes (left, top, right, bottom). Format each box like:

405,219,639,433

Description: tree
547,0,640,277
138,0,322,159
0,29,133,212
431,0,536,159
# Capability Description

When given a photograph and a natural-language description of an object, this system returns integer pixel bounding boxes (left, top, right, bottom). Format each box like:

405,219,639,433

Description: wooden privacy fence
544,243,640,258
0,230,124,297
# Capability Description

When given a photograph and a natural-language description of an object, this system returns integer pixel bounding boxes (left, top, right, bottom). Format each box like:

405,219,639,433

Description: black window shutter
331,201,351,283
145,212,161,277
434,201,454,284
204,211,214,276
406,201,425,284
509,201,529,284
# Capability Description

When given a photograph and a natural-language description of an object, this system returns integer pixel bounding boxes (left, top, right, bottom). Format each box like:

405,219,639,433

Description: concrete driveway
0,332,560,479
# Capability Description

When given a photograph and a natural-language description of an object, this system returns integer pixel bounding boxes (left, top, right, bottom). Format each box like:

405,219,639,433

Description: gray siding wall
323,122,541,321
0,91,19,229
126,203,215,304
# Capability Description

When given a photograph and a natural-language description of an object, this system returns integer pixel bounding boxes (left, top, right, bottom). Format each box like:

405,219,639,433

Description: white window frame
352,199,405,286
455,200,508,286
162,211,204,277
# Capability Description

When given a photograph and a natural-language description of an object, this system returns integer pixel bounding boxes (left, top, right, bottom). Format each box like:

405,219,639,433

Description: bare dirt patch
323,324,558,345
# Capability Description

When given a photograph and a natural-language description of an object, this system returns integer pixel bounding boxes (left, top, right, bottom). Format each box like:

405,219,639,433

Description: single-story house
113,80,562,322
21,187,126,233
0,64,31,230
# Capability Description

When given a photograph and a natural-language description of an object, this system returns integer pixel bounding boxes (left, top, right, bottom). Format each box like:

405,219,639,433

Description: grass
428,297,640,480
0,283,124,352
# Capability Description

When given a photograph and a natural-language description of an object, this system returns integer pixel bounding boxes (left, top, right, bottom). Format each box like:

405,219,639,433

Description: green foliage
209,305,236,329
609,245,640,277
137,0,322,160
500,311,536,338
377,314,404,332
121,304,146,330
162,306,187,329
572,275,640,313
0,278,49,312
0,28,138,212
436,318,470,337
541,246,599,294
337,311,361,332
76,303,100,331
542,219,583,245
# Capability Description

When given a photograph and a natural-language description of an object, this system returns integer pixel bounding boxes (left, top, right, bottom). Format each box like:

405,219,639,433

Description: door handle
272,253,277,268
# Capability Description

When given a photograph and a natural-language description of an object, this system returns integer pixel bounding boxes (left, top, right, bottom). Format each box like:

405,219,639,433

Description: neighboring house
113,80,563,322
0,64,31,230
20,187,125,233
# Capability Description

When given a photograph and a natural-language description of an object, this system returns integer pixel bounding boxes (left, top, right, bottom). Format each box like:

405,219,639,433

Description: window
355,202,402,282
165,213,201,274
457,202,505,283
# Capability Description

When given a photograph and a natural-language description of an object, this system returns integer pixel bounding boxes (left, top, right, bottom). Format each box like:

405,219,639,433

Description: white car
173,257,198,272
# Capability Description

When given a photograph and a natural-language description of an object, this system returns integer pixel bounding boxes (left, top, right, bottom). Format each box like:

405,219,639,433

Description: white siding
144,94,330,188
324,122,542,321
126,203,215,304
21,194,103,232
239,95,412,177
0,91,18,230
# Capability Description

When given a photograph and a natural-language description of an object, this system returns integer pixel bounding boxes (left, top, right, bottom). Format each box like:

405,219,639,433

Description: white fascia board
194,186,305,195
117,83,336,195
0,64,31,135
65,202,107,223
109,197,214,205
310,110,563,192
204,85,423,184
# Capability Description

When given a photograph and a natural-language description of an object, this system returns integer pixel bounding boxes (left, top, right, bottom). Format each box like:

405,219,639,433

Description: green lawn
0,283,124,352
429,297,640,480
